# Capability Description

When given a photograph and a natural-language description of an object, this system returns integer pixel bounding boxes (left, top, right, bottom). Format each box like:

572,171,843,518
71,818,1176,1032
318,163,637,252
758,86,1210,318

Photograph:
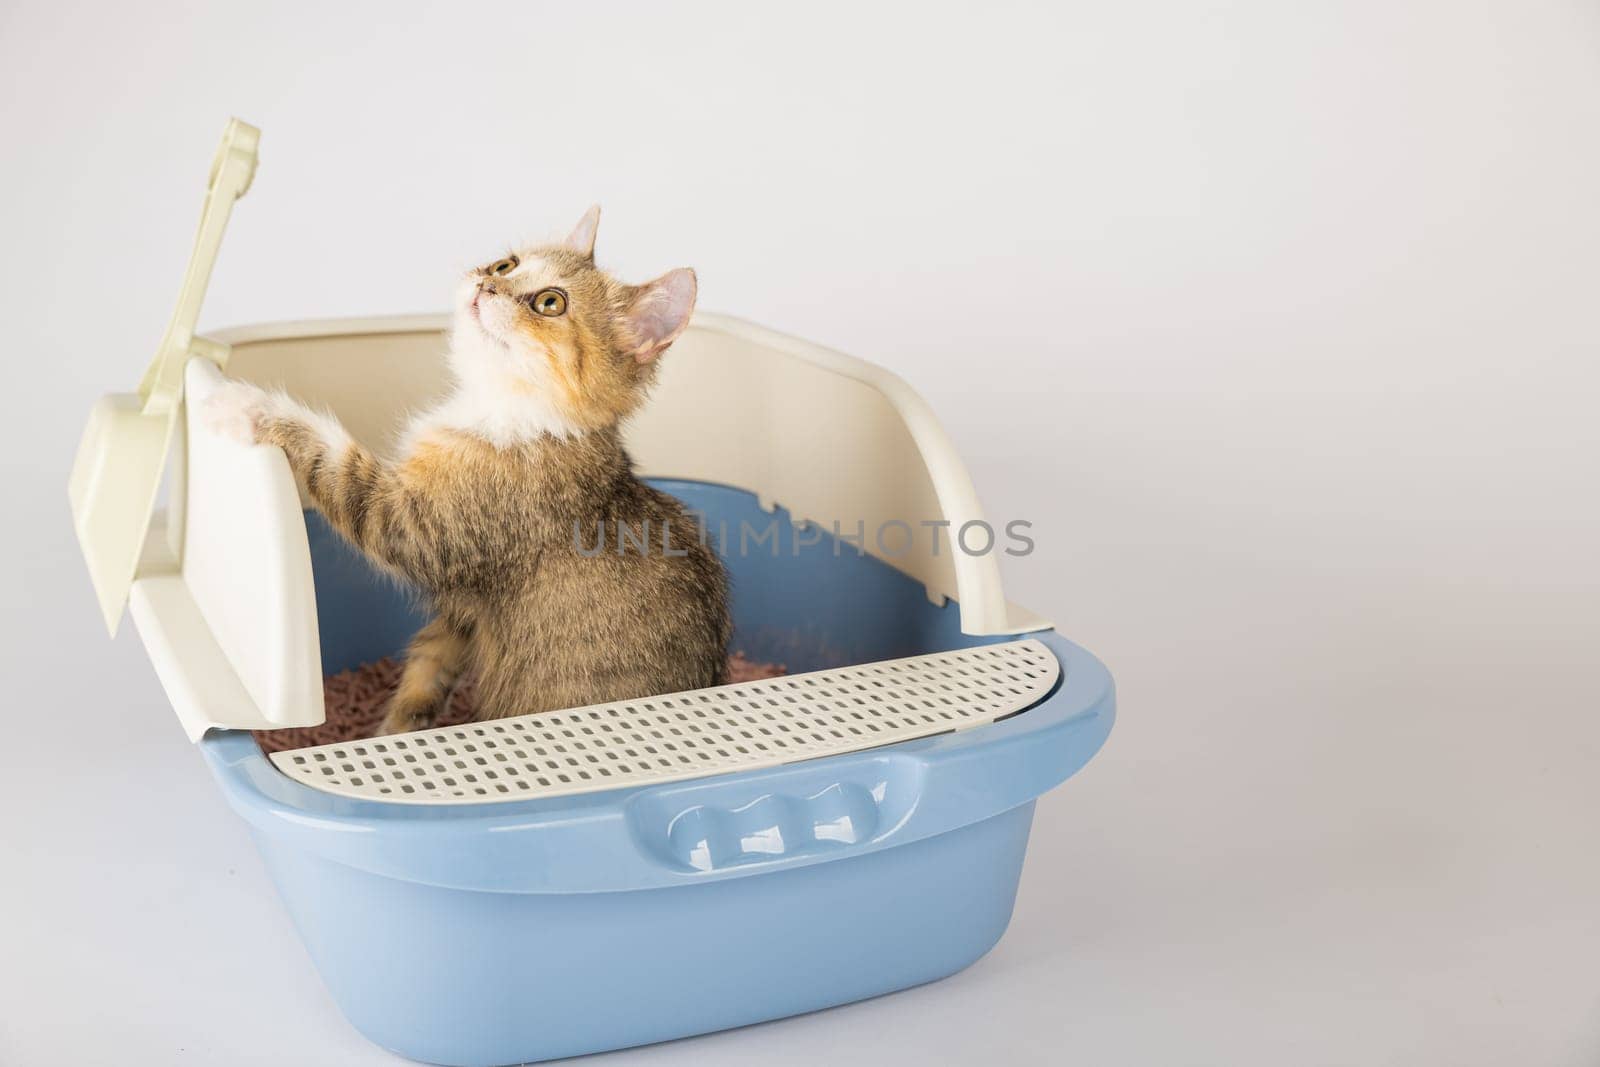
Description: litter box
70,122,1116,1066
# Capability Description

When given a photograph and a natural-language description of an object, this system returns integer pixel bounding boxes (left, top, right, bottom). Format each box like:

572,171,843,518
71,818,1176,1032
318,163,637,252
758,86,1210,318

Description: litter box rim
198,628,1113,894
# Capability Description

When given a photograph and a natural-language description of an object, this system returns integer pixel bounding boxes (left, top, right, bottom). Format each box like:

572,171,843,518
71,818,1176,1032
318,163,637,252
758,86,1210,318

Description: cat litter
73,121,1116,1066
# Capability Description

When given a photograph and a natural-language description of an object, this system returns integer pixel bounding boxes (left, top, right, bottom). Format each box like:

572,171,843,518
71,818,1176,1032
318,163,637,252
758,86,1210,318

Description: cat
204,207,731,735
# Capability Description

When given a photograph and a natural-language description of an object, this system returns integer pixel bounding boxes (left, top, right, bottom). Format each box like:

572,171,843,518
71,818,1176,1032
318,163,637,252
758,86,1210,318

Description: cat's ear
624,268,697,364
564,204,601,258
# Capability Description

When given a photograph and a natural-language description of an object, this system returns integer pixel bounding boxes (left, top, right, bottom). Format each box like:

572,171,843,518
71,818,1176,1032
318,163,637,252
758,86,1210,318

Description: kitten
204,207,731,734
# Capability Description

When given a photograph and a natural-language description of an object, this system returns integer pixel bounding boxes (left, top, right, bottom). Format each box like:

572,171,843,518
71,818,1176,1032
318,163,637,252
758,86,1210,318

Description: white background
3,2,1597,1064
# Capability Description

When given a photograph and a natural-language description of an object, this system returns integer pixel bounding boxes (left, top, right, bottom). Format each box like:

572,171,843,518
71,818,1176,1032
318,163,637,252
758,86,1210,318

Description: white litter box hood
129,312,1048,740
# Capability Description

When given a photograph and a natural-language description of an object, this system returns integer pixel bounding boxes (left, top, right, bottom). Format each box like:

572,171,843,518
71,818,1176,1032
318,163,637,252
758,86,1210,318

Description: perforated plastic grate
267,638,1059,805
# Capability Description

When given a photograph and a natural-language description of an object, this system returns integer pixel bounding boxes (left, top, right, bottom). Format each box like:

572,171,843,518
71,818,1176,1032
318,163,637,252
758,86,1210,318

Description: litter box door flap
130,358,325,740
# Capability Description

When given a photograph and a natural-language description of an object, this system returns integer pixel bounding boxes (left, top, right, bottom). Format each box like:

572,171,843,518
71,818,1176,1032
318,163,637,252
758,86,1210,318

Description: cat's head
448,206,696,437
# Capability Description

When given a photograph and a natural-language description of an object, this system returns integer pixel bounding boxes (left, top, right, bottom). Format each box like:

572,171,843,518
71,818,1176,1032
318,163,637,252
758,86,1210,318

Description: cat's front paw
201,381,273,445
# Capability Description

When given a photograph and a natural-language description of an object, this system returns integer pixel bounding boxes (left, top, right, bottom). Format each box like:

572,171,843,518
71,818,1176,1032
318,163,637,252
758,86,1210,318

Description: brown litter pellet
254,652,787,755
724,651,789,685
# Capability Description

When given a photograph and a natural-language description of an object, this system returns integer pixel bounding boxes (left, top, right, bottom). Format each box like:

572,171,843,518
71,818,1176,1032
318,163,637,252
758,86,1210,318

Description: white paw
201,381,272,445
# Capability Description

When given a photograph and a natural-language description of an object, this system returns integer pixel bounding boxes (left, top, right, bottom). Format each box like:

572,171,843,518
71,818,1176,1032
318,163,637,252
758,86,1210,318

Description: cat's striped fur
205,208,730,733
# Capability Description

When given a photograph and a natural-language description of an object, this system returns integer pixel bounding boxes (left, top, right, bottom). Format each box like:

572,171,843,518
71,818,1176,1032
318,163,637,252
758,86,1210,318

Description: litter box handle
136,118,259,415
621,755,926,877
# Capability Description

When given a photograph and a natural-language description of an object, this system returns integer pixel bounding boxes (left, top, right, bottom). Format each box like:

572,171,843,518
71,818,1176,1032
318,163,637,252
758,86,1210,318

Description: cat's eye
528,288,568,317
489,256,518,275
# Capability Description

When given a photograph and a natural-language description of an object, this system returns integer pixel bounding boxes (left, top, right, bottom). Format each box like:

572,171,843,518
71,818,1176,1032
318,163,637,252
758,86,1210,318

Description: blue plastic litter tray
97,315,1117,1066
